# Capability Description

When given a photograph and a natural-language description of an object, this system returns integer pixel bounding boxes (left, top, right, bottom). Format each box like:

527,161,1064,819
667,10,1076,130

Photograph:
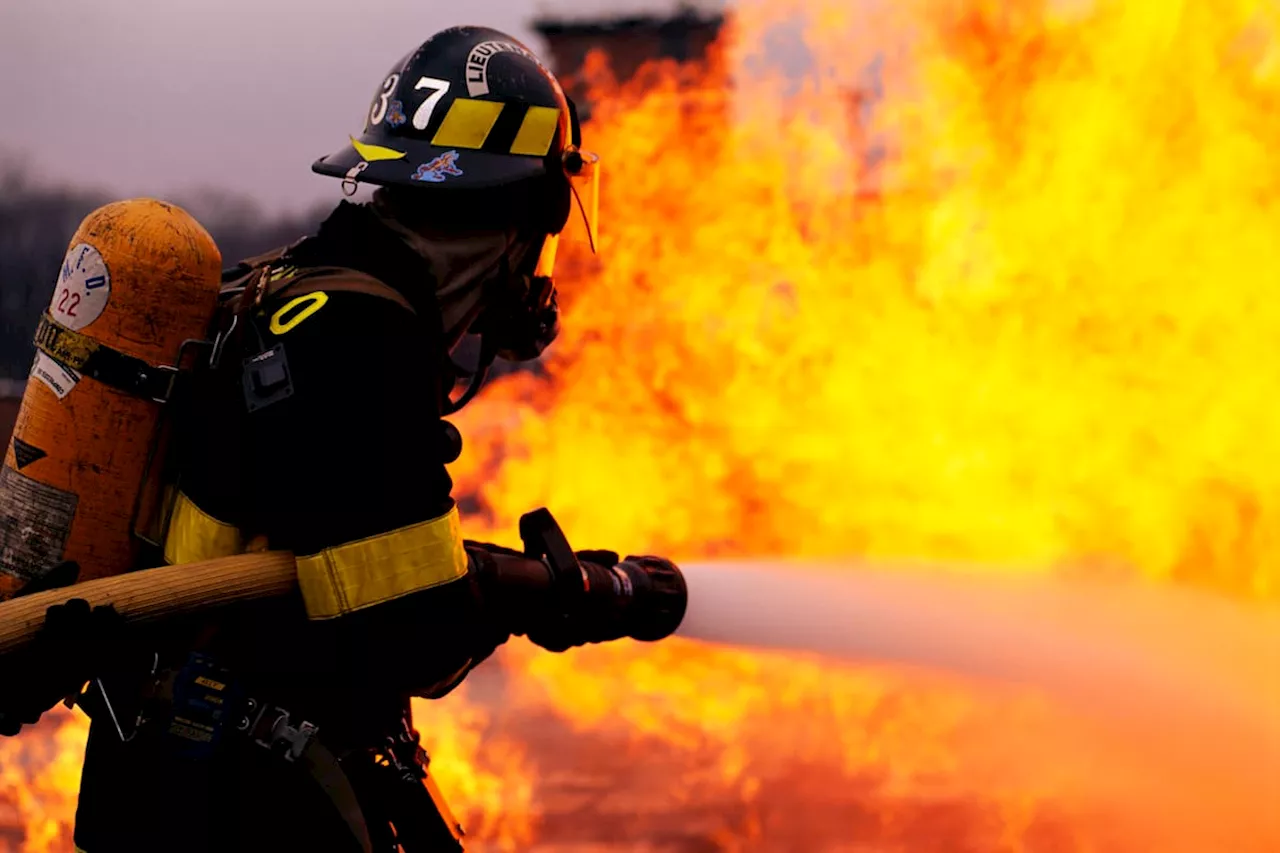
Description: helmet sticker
411,151,464,183
386,99,407,128
465,40,545,97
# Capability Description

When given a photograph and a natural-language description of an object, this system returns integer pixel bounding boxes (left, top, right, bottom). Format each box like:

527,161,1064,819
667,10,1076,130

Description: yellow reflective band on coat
163,492,244,565
509,105,561,157
295,506,468,620
431,99,504,150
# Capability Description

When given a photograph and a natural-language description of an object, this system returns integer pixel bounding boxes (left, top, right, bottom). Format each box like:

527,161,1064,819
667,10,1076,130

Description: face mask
370,198,535,351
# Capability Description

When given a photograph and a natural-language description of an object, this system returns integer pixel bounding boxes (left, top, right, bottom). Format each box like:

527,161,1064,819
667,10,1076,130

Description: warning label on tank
0,465,78,582
12,439,47,470
31,352,81,399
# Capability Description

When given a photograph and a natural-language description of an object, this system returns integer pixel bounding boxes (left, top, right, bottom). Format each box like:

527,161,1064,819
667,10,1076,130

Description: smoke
678,561,1280,843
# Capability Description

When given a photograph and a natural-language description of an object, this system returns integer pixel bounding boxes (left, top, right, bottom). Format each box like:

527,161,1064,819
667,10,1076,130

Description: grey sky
0,0,722,214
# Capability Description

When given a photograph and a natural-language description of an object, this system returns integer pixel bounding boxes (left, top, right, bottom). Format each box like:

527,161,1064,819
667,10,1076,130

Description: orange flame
6,0,1280,849
0,709,84,853
409,687,537,850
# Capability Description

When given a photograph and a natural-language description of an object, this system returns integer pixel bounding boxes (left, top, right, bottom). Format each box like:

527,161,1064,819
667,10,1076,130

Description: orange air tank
0,199,222,598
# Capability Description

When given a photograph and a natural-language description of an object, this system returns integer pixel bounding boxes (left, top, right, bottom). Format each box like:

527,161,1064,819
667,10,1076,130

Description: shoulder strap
221,246,291,292
265,267,417,316
209,258,418,369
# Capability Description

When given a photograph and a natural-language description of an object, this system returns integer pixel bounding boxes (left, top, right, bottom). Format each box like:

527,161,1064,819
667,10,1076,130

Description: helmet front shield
564,148,600,253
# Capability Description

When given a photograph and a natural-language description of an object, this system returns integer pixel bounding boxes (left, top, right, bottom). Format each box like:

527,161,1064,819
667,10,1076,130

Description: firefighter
0,25,685,852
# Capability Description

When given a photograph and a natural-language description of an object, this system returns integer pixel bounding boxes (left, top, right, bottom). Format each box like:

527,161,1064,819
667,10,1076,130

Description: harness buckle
243,700,319,762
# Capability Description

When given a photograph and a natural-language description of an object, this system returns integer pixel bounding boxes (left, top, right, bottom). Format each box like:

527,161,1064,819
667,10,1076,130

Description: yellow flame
456,0,1280,602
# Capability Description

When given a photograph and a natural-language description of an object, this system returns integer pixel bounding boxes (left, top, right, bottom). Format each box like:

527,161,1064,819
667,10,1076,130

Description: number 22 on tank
50,242,111,331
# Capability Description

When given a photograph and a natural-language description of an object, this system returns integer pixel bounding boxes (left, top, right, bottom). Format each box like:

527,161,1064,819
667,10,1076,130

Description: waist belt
239,699,376,853
84,658,376,853
85,653,465,853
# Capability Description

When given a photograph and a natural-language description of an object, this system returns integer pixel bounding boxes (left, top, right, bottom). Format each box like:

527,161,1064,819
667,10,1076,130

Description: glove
465,543,612,650
0,562,128,736
464,541,556,634
524,550,620,653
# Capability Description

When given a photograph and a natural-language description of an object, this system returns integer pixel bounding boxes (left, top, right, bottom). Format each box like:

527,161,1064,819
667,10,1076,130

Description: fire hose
0,508,687,658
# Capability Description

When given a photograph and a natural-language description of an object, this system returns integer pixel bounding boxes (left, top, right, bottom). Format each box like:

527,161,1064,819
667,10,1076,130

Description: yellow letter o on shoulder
270,292,329,335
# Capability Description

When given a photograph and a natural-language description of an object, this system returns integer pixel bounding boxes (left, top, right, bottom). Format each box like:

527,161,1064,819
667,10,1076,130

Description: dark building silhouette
533,6,725,107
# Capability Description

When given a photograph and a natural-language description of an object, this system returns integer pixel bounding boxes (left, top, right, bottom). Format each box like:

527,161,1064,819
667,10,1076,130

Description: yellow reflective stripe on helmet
269,292,329,335
431,98,504,149
350,137,407,162
509,105,560,157
295,506,468,620
163,492,244,565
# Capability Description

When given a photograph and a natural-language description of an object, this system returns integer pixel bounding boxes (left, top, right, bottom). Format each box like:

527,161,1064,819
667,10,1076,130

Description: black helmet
313,26,598,240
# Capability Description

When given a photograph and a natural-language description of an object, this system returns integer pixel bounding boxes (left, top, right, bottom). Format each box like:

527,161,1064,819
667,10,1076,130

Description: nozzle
493,508,689,651
614,556,687,642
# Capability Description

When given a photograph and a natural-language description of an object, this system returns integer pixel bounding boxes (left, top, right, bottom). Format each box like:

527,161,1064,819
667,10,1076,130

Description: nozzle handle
518,508,586,603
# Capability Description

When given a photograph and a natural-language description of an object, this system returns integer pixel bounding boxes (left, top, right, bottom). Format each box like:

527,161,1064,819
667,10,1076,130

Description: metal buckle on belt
238,697,319,762
147,364,181,404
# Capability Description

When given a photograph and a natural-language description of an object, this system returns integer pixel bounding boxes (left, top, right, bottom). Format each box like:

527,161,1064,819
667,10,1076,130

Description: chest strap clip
239,697,319,763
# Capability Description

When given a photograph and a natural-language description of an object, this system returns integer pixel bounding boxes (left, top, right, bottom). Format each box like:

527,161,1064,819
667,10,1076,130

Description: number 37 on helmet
312,25,601,275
